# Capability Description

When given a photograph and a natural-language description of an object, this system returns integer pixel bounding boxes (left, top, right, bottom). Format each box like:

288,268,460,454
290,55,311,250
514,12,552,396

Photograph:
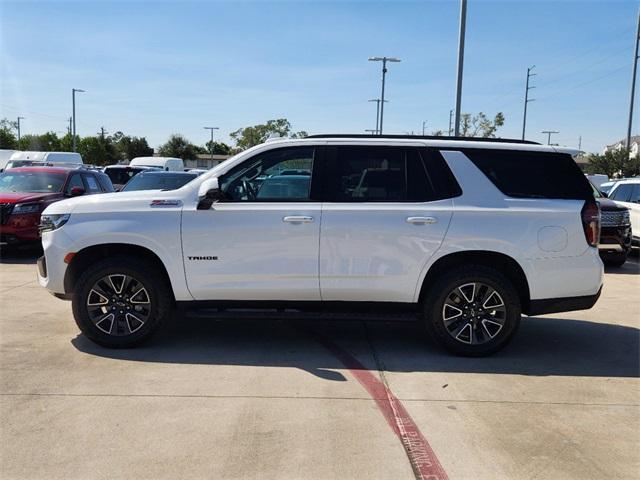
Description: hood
43,189,185,215
0,191,62,204
597,196,628,211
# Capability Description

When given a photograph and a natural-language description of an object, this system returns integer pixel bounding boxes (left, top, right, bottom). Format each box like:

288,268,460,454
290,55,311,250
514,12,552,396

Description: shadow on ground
72,314,640,380
0,248,40,265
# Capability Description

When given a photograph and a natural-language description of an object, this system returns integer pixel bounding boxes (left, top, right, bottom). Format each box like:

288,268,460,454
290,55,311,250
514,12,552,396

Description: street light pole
204,127,220,161
541,130,559,145
626,9,640,150
522,66,537,140
369,56,401,134
454,0,467,136
448,109,453,136
16,116,24,144
72,88,85,152
422,121,427,136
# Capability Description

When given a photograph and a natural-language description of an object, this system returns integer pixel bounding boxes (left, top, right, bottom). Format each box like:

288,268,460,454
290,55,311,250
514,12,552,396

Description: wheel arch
64,243,175,302
418,250,531,313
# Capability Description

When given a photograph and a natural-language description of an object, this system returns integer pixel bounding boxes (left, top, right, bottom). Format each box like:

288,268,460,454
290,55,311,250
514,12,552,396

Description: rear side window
463,149,593,200
609,184,639,202
324,146,460,202
82,174,101,193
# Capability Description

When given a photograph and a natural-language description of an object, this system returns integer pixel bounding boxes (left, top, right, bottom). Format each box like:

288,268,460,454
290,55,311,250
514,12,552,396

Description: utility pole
72,88,85,152
522,65,537,140
453,0,467,136
98,126,108,140
422,121,427,136
67,117,72,136
16,116,24,144
368,99,381,134
448,109,453,136
368,56,401,134
203,127,219,161
626,9,640,150
578,136,582,152
541,130,559,145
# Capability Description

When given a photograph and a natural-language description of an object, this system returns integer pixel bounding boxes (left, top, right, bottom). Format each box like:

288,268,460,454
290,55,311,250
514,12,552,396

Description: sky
0,0,638,153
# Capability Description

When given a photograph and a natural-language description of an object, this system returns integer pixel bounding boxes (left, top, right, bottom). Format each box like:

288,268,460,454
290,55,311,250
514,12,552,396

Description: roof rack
305,134,540,145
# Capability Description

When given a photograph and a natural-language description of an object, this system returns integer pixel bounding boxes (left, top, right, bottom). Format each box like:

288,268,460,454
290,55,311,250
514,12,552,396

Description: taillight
581,199,600,247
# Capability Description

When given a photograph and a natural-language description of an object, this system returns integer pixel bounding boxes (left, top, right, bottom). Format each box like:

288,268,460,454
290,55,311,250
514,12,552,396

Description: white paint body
8,151,83,165
39,138,603,305
129,156,184,172
608,178,640,242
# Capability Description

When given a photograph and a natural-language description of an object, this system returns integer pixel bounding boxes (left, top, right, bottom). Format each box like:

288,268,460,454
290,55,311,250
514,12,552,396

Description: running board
183,308,420,322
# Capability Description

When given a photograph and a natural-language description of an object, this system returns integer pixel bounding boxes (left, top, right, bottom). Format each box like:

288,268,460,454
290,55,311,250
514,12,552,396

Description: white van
6,151,83,169
0,149,20,171
129,156,184,172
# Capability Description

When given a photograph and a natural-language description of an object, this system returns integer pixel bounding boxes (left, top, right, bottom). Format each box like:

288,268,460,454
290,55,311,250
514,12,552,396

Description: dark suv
0,167,114,247
592,185,632,267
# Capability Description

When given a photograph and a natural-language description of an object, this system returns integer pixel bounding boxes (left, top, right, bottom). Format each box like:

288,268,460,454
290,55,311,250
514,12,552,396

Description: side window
82,174,101,193
65,174,84,195
325,146,457,202
630,185,640,203
610,184,633,202
220,147,314,202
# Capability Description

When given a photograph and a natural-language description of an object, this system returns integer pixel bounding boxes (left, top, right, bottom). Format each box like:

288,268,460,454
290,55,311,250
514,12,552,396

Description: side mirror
69,186,85,197
197,177,222,210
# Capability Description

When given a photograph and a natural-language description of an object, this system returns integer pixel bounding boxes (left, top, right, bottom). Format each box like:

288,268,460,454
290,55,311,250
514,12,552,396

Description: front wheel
72,255,172,348
423,265,521,356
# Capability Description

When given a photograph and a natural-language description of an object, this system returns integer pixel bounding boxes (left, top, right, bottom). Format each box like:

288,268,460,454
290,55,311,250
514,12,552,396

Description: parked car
0,149,20,172
607,178,640,246
120,171,200,192
103,165,160,191
592,184,632,266
5,151,83,170
599,180,618,195
0,167,113,247
38,135,603,356
129,156,184,172
585,173,609,189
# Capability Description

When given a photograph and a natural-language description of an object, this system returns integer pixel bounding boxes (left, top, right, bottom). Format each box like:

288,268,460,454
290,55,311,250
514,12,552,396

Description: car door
319,145,456,303
610,183,640,235
182,145,322,301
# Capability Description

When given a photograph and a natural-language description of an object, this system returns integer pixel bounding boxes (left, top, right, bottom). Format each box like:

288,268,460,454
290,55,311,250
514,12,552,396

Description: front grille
601,210,630,227
0,203,14,225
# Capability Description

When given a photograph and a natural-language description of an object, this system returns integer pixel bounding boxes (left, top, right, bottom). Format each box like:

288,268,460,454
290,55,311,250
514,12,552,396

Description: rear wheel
72,255,172,348
423,265,521,356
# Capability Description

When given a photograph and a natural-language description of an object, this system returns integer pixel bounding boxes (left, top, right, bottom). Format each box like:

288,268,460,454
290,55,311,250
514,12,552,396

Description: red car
0,167,114,247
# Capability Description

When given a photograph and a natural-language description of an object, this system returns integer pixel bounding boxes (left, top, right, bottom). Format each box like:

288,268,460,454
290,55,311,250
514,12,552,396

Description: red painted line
313,332,449,480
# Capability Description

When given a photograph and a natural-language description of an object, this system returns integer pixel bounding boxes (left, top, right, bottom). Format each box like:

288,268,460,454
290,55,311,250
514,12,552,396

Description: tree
230,118,307,151
205,141,232,155
17,132,62,151
112,132,154,160
158,134,202,160
77,136,121,166
0,118,18,149
459,112,505,138
585,148,640,178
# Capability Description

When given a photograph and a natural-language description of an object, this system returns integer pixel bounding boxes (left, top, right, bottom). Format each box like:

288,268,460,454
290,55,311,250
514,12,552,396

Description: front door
182,146,322,301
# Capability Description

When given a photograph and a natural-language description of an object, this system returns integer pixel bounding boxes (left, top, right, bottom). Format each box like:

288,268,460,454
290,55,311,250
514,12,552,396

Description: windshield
0,171,66,193
121,173,197,192
104,167,149,186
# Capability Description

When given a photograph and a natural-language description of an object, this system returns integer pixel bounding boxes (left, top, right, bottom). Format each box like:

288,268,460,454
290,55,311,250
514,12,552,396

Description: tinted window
0,172,66,193
121,173,197,192
610,184,634,202
463,149,593,200
104,167,148,186
82,174,101,193
631,185,640,203
221,147,314,201
324,146,459,202
65,174,84,194
95,173,115,192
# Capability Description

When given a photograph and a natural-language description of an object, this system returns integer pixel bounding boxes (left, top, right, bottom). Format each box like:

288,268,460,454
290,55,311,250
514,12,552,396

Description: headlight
12,202,42,214
39,214,70,233
622,210,630,225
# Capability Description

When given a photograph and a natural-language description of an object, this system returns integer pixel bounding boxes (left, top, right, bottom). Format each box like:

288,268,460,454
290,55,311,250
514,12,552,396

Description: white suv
37,135,604,356
607,178,640,246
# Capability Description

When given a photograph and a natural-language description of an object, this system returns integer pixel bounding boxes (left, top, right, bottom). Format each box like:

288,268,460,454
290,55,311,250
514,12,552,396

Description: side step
184,308,421,322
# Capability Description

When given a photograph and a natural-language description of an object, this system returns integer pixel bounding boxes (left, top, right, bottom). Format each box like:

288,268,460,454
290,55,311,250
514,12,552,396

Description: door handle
406,216,437,225
283,216,314,224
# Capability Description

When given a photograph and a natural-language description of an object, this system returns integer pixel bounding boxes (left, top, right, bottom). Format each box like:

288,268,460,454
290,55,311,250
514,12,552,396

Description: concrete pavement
1,250,638,479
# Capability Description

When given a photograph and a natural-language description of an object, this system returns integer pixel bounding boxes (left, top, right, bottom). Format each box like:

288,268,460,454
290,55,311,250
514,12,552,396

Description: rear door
319,144,456,303
182,145,322,301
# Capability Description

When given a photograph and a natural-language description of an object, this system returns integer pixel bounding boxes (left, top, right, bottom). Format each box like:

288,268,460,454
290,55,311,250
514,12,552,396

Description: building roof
605,136,640,149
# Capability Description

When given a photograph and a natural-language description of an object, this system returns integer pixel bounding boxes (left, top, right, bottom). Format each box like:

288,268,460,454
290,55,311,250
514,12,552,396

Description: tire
602,252,628,268
72,255,172,348
423,265,521,356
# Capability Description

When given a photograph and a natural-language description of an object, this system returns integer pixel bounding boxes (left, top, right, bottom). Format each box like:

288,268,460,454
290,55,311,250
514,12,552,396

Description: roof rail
305,134,540,145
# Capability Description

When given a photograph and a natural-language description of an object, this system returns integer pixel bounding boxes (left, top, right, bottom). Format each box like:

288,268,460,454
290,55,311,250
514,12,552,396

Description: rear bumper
527,286,602,316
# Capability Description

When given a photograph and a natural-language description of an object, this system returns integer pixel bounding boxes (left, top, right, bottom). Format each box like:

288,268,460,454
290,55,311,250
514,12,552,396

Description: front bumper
0,213,42,244
598,224,632,255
